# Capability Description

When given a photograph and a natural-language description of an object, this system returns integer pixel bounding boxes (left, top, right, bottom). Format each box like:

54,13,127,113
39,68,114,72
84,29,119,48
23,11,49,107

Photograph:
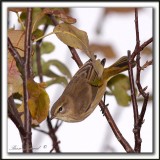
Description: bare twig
35,24,48,82
8,95,26,137
23,8,33,153
33,128,48,135
47,116,61,153
36,40,43,82
133,8,142,152
128,8,153,152
99,101,134,153
128,51,141,152
131,38,153,61
141,60,153,70
8,37,23,67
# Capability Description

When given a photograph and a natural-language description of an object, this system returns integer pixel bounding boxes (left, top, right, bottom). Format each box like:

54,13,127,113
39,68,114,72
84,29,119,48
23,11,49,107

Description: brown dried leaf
8,54,23,97
8,29,25,56
43,8,76,24
8,8,27,13
141,46,152,55
105,8,136,14
89,44,116,58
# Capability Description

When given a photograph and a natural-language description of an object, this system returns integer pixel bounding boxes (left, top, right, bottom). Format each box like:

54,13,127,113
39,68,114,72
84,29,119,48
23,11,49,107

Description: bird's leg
101,92,109,116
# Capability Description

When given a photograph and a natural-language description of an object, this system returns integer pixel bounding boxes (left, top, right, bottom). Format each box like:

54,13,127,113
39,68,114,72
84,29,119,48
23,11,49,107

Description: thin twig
35,24,48,82
128,51,141,152
128,8,152,152
36,41,43,82
33,128,48,135
131,37,153,61
47,116,61,153
8,95,26,137
23,8,33,153
133,9,142,152
8,37,23,67
99,101,134,153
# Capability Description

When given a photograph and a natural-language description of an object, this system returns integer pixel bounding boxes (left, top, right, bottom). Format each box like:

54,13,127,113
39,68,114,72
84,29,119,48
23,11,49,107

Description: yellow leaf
27,79,50,123
17,103,40,126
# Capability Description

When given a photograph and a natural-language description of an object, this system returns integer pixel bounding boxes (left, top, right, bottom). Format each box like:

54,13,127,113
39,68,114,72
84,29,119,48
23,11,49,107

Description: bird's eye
58,106,64,113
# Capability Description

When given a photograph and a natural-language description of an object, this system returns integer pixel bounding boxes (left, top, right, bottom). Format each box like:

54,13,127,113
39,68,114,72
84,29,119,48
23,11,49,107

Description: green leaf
32,29,44,41
53,23,90,53
107,74,131,106
41,42,55,54
27,79,50,124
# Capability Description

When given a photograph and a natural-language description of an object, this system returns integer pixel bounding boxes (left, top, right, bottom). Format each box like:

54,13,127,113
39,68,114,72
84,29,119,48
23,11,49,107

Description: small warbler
50,56,135,122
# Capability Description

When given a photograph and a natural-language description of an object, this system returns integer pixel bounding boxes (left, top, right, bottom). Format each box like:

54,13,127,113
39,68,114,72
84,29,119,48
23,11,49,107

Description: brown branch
128,51,141,152
141,60,153,70
68,46,83,67
99,101,134,152
47,116,61,153
36,40,43,82
131,37,153,61
133,9,142,152
128,8,152,152
8,95,26,137
8,37,23,67
23,8,33,153
35,24,48,82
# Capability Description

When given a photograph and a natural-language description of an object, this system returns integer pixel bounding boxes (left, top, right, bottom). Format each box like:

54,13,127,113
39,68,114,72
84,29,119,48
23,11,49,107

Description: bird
50,56,135,122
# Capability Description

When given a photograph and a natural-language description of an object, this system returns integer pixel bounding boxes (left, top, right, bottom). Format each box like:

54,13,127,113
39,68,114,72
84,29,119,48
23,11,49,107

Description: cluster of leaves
8,7,151,126
8,8,74,125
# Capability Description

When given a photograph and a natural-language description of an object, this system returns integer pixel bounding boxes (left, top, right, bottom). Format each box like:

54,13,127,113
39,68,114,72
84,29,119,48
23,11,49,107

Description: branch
47,116,61,153
131,37,153,61
8,37,23,67
8,95,26,137
99,101,134,152
23,8,33,153
35,24,48,82
128,8,152,152
128,50,141,152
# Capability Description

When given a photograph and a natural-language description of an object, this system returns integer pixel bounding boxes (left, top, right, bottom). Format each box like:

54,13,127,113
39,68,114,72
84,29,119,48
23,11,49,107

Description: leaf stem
16,12,25,30
34,31,54,42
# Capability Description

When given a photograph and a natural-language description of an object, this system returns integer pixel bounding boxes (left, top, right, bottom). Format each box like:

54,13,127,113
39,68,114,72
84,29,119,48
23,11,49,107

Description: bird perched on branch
50,56,135,122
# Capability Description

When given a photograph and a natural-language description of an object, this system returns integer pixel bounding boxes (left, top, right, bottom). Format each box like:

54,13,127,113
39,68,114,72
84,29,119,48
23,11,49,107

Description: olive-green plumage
50,56,135,122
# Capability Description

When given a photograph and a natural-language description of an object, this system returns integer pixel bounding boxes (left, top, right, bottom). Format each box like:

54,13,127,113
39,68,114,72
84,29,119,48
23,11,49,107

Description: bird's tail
102,56,136,81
